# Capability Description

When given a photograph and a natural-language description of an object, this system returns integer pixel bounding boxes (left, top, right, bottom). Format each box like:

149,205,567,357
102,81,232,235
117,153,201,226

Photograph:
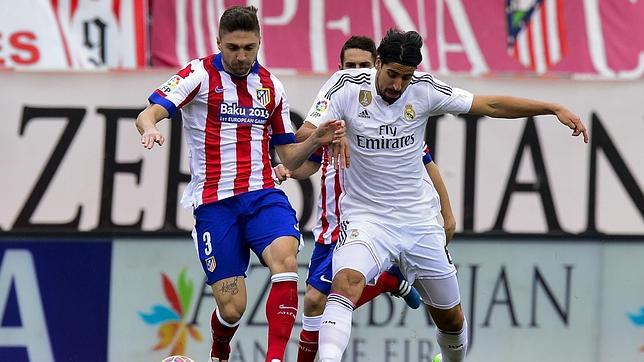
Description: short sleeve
148,60,203,117
422,143,433,165
421,75,474,116
268,79,296,145
304,70,352,127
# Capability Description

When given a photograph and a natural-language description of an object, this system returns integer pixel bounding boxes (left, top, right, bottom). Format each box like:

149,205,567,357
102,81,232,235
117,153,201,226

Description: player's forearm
471,95,560,119
136,105,168,134
276,136,323,171
295,122,316,142
289,161,321,180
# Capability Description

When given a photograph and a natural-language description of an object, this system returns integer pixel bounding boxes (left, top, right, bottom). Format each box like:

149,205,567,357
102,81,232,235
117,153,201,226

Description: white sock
318,293,354,362
302,314,322,331
436,318,468,362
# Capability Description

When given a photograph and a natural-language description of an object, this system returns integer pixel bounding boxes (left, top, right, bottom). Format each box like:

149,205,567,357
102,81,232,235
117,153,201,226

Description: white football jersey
306,68,473,226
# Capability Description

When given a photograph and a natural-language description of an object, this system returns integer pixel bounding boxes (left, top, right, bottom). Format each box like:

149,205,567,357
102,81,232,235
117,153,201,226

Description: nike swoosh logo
320,275,333,284
279,305,298,312
214,86,225,93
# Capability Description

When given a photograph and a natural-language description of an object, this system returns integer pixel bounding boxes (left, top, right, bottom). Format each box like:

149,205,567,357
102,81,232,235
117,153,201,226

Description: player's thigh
401,224,456,282
414,273,461,310
193,201,250,285
305,242,335,297
333,222,389,284
245,189,301,267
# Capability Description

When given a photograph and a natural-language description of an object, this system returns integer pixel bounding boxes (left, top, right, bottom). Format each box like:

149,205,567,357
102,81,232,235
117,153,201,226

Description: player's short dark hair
219,6,260,36
340,36,377,64
377,28,423,67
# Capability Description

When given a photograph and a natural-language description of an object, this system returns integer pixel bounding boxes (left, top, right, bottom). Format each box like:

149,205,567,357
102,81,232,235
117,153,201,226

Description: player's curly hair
377,28,423,67
219,6,260,36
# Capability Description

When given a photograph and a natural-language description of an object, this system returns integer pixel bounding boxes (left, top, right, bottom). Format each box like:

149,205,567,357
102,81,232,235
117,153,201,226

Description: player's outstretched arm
276,161,321,181
136,104,169,149
426,161,456,242
469,95,589,143
275,119,345,171
295,122,316,142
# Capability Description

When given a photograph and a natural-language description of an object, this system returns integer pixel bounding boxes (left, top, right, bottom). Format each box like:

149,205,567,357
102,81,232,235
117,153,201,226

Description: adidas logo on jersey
358,109,370,118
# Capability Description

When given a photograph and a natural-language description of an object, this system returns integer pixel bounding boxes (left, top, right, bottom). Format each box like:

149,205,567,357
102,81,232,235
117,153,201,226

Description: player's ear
216,36,221,51
338,63,342,70
375,57,382,70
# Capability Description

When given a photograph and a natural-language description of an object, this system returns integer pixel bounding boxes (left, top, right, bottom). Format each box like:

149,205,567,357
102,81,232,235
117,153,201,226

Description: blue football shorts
305,242,335,295
193,188,301,285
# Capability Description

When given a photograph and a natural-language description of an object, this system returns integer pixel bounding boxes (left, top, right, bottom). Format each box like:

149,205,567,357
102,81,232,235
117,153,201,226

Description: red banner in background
149,0,644,78
1,0,146,69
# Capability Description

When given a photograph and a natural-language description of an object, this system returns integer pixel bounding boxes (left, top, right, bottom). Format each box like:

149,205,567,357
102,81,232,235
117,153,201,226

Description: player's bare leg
297,285,327,362
210,276,247,362
427,304,467,362
415,276,468,362
262,236,300,362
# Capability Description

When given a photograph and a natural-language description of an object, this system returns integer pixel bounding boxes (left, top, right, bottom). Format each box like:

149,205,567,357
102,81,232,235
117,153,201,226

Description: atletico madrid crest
205,256,216,272
256,88,271,107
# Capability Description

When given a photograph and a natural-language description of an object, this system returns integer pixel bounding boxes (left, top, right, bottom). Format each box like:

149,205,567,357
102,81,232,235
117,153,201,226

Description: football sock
318,293,354,362
297,315,322,362
436,318,468,362
355,272,398,308
210,308,240,361
265,272,299,362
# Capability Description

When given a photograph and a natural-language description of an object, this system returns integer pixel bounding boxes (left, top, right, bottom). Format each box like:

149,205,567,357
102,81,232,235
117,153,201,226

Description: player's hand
315,119,345,145
331,136,350,169
141,127,165,149
554,107,589,143
273,164,291,185
442,210,456,244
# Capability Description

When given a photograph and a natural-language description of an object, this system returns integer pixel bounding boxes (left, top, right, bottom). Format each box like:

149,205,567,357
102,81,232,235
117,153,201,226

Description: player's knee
263,238,298,273
432,305,464,332
280,253,298,272
304,289,327,315
218,303,245,324
330,269,365,301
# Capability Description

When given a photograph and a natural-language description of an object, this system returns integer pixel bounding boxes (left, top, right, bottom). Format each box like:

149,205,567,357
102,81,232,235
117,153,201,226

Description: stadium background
1,0,642,361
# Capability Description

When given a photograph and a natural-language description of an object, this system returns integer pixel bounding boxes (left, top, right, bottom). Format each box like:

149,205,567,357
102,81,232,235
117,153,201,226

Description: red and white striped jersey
149,53,296,208
310,144,434,245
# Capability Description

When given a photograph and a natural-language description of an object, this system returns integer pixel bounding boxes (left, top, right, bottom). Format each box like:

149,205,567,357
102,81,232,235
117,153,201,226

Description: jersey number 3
203,231,212,255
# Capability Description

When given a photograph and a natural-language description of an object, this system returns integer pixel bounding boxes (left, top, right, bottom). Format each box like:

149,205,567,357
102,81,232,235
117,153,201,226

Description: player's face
340,48,374,70
217,30,260,76
375,59,415,104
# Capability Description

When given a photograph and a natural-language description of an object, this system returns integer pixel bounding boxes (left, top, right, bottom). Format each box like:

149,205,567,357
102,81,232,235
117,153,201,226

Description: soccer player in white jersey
135,6,343,362
291,35,456,362
304,29,588,362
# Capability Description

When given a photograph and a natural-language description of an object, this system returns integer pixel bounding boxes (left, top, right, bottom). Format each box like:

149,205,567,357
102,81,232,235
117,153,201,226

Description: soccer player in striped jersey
304,29,588,362
291,35,456,362
135,6,344,362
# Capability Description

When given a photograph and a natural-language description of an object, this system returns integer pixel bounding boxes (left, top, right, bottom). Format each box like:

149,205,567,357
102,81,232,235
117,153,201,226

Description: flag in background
51,0,147,68
506,0,568,74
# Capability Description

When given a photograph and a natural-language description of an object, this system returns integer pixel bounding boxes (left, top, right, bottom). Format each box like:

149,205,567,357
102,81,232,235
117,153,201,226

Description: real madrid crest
403,104,416,121
358,90,372,107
